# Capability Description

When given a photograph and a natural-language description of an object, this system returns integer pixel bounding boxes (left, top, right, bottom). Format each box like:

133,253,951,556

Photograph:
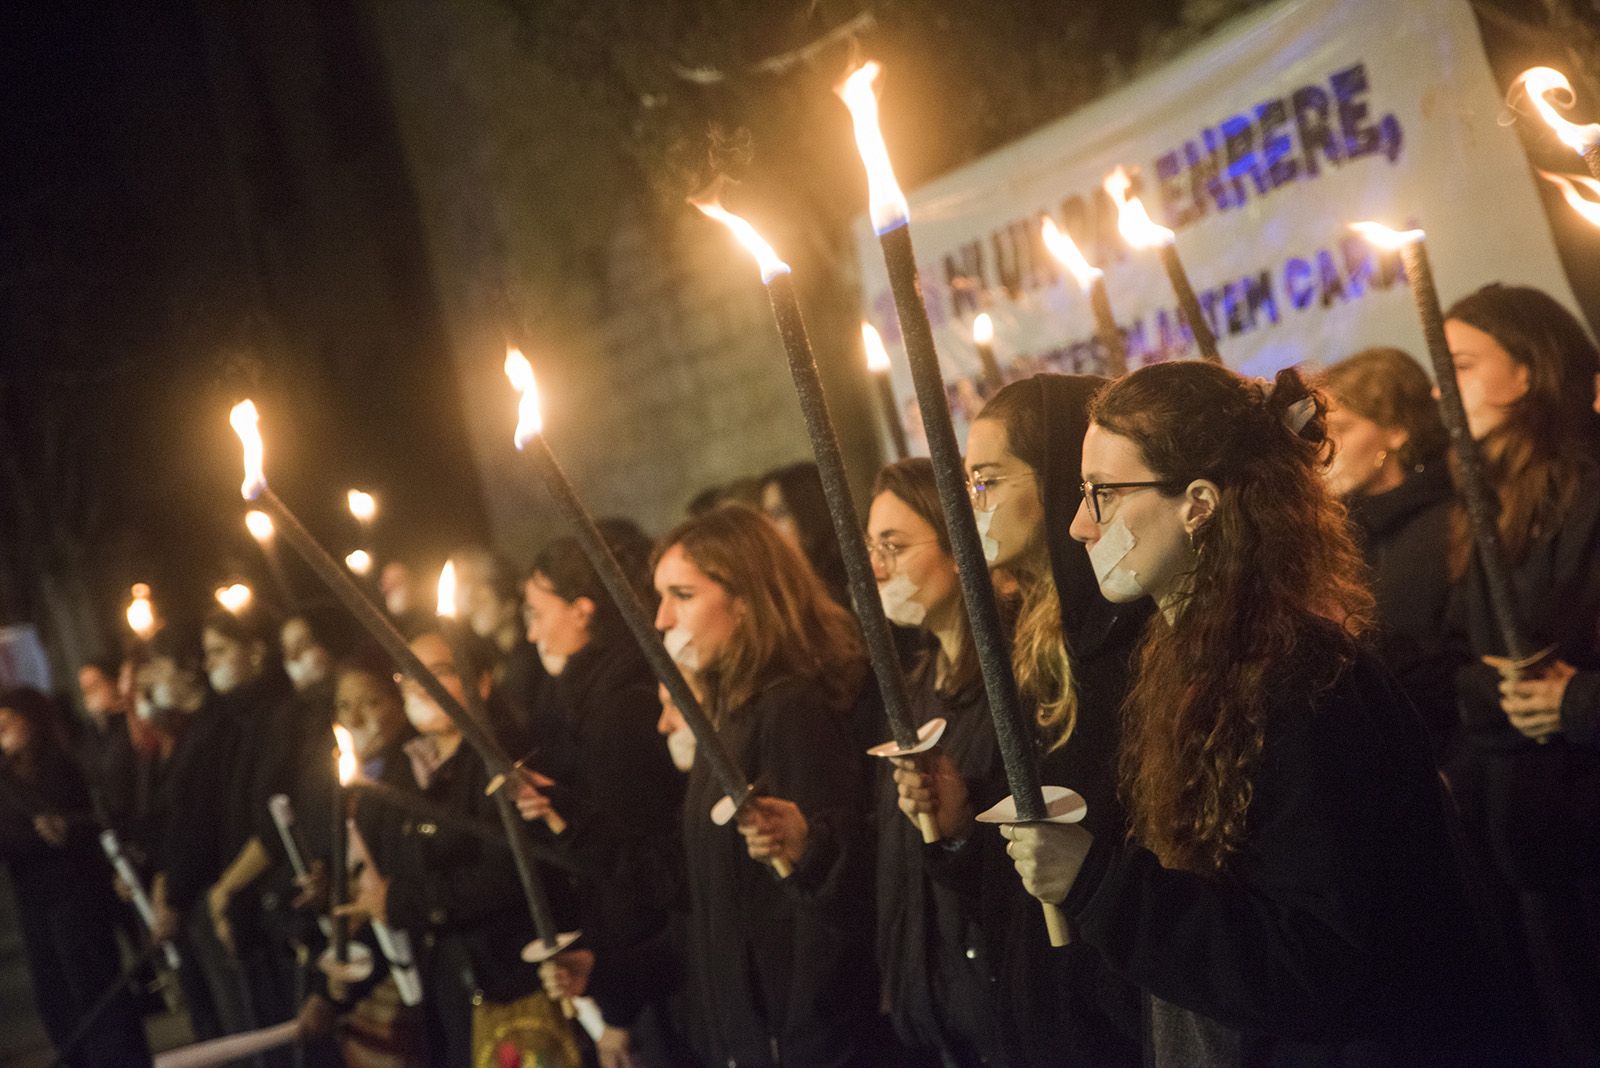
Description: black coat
355,738,543,1006
525,638,686,1028
680,674,876,1068
158,701,242,911
1063,628,1522,1066
1344,461,1459,755
1445,459,1600,891
77,711,140,836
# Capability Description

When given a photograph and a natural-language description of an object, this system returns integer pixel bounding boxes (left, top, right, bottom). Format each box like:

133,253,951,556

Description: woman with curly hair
1002,361,1520,1065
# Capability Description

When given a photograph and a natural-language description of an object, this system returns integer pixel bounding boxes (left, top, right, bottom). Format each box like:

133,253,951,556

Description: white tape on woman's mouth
974,507,1001,563
1088,517,1144,598
878,572,926,626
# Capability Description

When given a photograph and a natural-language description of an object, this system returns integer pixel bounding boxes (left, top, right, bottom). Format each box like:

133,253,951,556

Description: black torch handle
874,374,911,461
1157,244,1221,363
766,273,919,751
524,437,753,811
1398,242,1529,661
877,223,1048,822
1088,277,1128,376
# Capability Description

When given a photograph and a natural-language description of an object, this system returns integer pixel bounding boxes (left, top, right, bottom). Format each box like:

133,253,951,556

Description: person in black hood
0,686,152,1067
1440,283,1600,1064
1320,347,1458,756
893,374,1144,1066
1002,361,1524,1066
515,524,691,1068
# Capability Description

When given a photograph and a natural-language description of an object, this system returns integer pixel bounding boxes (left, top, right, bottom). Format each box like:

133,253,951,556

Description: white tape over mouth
974,506,1001,563
1087,517,1144,598
878,572,926,626
663,626,699,670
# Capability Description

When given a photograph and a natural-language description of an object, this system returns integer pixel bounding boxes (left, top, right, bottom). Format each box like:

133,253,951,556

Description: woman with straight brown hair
651,504,879,1067
1003,361,1521,1066
1441,283,1600,1063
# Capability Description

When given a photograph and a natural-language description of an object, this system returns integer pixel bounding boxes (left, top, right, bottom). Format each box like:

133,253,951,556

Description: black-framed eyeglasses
1079,480,1184,524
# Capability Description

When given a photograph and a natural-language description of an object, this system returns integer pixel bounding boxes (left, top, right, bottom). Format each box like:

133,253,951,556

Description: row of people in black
2,280,1597,1067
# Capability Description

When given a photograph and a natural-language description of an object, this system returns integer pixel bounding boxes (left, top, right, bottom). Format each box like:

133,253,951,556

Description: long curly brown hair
1091,362,1373,873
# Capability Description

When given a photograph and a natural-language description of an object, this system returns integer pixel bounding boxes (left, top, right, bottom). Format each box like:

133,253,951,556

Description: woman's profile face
1323,400,1406,498
964,418,1043,571
523,573,592,659
1444,319,1529,440
867,490,958,625
653,543,742,668
1071,422,1197,605
335,670,406,759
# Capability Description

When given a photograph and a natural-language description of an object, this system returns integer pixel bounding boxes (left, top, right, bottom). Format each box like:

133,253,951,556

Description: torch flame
333,723,358,786
230,400,267,501
1538,169,1600,227
1103,167,1174,249
1041,216,1103,289
436,560,458,619
1349,221,1426,250
688,183,792,284
126,586,155,640
1513,67,1600,154
244,509,275,541
214,583,253,615
836,61,911,235
347,490,377,523
345,549,373,577
504,347,542,450
973,312,994,346
862,322,890,373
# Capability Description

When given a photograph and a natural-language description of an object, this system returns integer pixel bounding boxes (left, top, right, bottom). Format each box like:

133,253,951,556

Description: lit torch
214,583,254,615
1351,222,1532,666
1041,216,1127,375
347,490,377,526
693,189,943,844
862,322,910,460
1538,169,1600,228
504,350,790,861
330,723,357,963
838,58,1076,940
126,583,156,642
1104,166,1219,363
972,312,1005,394
1512,67,1600,179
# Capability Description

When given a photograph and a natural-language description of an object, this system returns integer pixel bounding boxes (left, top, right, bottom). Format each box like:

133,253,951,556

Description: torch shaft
348,780,588,875
494,789,563,948
877,223,1047,821
1156,244,1221,364
975,341,1005,395
1088,277,1128,376
874,373,910,461
1397,243,1529,660
523,438,752,810
765,274,920,750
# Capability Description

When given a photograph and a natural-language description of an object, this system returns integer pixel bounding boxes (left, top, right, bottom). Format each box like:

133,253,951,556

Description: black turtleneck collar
1343,460,1453,543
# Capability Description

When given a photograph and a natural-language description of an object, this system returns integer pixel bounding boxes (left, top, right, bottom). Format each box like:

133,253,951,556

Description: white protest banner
855,0,1578,444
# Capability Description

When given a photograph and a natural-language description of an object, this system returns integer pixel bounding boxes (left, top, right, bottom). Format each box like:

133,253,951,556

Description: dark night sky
0,1,489,645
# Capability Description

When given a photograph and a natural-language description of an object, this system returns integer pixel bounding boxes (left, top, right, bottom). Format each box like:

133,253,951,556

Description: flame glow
345,549,373,577
836,61,911,234
1041,216,1103,289
862,322,890,373
504,348,542,450
1349,221,1426,250
1103,167,1174,249
1514,67,1600,154
689,188,791,284
333,723,358,786
229,400,266,500
347,490,377,524
126,586,155,640
244,510,274,542
1538,169,1600,227
214,583,253,615
973,312,994,346
436,560,457,619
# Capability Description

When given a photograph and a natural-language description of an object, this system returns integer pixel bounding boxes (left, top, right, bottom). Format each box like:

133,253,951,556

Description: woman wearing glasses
1002,361,1520,1065
892,376,1144,1066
